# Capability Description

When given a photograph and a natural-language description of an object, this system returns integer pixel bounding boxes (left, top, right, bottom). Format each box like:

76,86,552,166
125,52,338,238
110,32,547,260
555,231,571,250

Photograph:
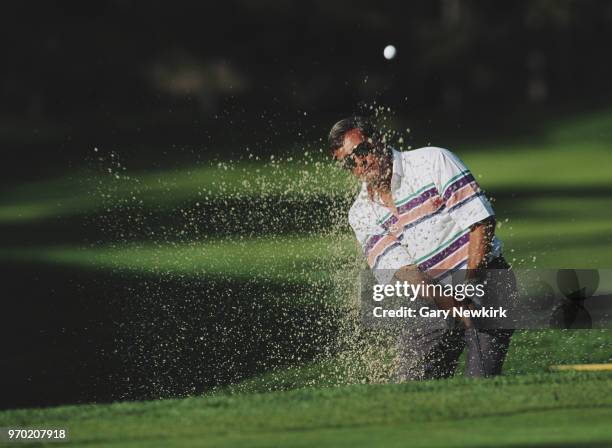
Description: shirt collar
358,147,403,198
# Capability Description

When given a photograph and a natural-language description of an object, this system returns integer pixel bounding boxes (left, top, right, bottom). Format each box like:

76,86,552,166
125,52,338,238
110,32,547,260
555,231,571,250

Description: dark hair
328,116,377,154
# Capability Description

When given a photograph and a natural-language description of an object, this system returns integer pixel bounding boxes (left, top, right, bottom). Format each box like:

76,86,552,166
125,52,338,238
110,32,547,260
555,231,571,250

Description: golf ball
383,45,396,60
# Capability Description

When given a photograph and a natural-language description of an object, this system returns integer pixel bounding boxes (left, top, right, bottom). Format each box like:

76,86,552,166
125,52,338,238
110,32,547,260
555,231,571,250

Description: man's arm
431,148,497,273
466,216,496,278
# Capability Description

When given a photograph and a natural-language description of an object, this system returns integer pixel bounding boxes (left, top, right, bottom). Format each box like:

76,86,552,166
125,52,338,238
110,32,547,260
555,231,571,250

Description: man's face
333,129,383,183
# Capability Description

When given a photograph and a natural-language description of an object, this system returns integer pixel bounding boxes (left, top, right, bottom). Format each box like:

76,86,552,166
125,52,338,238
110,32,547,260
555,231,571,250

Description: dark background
4,0,612,183
3,0,612,409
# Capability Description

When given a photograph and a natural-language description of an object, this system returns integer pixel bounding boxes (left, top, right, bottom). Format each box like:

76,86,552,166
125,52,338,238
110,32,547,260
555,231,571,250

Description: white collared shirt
349,147,501,284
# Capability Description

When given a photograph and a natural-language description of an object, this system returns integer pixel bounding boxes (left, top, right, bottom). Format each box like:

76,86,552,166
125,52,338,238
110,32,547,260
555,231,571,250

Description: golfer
329,116,514,380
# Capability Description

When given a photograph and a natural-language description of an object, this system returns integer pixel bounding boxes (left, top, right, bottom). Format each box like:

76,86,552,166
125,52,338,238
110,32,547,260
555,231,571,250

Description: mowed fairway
1,110,612,446
1,373,611,447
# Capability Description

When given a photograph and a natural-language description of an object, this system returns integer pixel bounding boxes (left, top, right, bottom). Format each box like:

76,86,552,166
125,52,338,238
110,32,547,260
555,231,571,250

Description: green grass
3,110,612,446
2,198,611,278
226,330,612,393
2,142,610,223
504,330,612,374
0,235,358,285
499,196,612,269
2,110,612,224
1,373,611,447
0,159,355,223
463,143,612,189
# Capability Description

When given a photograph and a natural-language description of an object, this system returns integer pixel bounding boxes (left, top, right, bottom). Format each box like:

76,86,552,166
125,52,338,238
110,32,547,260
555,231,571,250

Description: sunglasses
339,142,373,170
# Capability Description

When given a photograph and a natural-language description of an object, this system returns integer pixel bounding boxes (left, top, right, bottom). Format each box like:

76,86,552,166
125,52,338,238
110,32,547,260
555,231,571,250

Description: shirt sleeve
432,148,495,230
349,207,414,284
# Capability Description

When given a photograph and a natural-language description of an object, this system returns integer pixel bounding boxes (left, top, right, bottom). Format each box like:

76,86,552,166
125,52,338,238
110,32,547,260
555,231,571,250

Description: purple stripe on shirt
364,234,385,255
385,215,399,228
442,173,476,201
379,187,439,230
396,187,439,216
447,191,484,214
418,232,470,271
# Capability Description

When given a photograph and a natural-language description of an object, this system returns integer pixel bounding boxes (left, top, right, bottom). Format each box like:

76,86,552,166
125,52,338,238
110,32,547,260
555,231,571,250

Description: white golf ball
383,45,396,60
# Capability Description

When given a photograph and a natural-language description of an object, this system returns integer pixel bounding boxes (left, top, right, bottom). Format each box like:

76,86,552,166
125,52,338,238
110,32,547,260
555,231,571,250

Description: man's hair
328,116,377,154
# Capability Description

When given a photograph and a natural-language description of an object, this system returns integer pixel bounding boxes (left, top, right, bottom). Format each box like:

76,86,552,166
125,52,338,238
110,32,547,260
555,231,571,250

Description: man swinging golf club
329,116,514,379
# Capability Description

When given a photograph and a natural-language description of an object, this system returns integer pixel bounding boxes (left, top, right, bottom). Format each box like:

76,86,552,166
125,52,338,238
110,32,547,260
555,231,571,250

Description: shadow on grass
0,262,343,410
2,186,612,247
0,194,353,246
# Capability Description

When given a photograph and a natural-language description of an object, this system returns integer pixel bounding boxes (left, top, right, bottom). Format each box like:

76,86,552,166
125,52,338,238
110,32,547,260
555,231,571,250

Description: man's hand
393,265,475,329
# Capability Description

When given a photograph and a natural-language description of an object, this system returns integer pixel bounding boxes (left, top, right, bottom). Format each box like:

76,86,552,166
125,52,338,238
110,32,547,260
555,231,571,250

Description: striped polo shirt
349,147,501,284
